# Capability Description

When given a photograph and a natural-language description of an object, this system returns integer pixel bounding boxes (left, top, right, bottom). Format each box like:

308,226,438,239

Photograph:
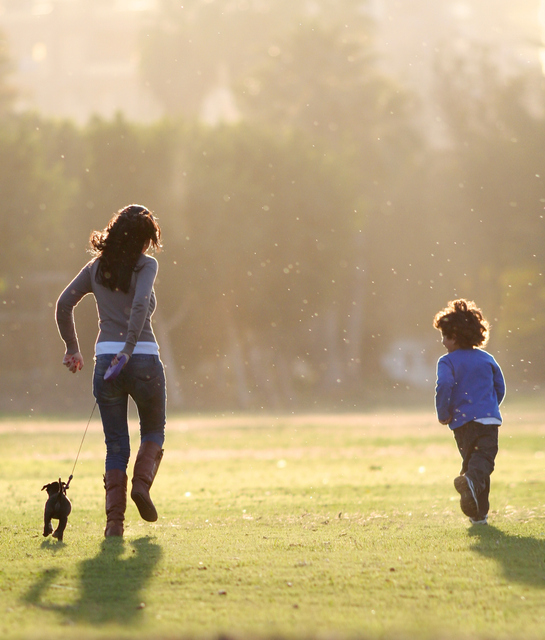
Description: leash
62,354,122,490
65,400,97,490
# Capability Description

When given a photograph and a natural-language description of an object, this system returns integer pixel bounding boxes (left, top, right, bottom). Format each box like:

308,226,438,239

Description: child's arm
493,362,506,405
435,358,454,425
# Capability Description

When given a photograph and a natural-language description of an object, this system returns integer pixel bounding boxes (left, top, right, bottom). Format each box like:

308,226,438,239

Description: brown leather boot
104,469,127,537
131,441,163,522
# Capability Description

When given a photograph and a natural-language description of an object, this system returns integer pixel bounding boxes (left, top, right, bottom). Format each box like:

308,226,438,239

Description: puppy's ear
41,484,49,491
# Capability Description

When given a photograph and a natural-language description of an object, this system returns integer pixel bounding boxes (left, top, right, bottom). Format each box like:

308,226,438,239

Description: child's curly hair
433,299,490,348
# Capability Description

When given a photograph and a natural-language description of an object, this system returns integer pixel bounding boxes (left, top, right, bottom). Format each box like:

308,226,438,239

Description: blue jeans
454,421,499,519
93,354,166,472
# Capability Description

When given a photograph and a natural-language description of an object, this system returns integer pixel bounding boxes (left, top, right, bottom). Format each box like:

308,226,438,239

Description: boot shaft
131,441,164,522
104,469,127,537
132,441,164,486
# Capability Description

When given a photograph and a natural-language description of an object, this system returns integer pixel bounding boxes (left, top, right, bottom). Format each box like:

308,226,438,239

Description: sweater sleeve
122,257,158,356
55,263,94,354
493,360,506,406
435,357,454,424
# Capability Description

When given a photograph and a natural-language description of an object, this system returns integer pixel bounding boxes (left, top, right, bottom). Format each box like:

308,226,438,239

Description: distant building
201,63,241,126
0,0,163,123
0,0,542,124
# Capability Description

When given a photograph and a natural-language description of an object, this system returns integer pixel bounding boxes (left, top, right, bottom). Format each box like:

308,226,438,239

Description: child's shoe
454,474,479,519
469,515,488,525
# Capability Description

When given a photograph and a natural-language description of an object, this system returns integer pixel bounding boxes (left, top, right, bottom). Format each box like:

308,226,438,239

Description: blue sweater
435,348,505,430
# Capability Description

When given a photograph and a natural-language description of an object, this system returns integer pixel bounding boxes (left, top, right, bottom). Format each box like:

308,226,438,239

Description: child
433,299,505,525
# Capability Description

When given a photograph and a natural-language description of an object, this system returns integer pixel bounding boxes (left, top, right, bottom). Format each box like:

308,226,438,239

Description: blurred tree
0,116,76,281
141,0,375,119
160,122,358,408
237,18,424,387
433,45,545,377
0,30,17,118
0,115,78,410
75,114,177,238
238,22,387,143
140,1,427,399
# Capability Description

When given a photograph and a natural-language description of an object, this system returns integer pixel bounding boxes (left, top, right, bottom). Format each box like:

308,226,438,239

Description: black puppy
41,478,72,542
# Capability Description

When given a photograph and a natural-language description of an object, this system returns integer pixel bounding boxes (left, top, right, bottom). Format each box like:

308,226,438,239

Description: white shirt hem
95,341,159,356
473,417,502,425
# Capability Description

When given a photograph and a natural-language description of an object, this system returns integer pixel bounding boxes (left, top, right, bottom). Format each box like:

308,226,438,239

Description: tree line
1,7,545,413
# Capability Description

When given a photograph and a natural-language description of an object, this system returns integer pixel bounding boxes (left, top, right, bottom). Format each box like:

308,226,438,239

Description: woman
56,204,166,537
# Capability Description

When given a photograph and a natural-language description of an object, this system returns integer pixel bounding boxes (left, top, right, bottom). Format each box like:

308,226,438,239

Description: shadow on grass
24,536,162,625
469,525,545,588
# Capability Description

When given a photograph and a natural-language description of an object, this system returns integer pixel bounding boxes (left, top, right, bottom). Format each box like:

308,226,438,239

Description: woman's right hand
111,352,130,369
63,352,84,373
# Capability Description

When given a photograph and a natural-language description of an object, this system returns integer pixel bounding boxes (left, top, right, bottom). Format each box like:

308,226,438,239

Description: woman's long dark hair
89,204,162,293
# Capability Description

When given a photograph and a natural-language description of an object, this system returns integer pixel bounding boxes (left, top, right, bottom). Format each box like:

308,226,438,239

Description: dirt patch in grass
0,410,443,434
3,396,544,435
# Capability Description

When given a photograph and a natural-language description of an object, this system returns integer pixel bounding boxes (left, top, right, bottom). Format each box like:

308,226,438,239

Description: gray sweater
56,254,158,357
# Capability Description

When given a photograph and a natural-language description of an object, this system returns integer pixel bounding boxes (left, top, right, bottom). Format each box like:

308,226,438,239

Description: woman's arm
122,256,158,356
56,263,93,361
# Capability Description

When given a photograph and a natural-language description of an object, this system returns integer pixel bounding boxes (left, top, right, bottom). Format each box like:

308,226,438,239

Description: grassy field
1,402,545,640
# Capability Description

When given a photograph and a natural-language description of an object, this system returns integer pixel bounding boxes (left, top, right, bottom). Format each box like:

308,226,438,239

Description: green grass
2,403,545,639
